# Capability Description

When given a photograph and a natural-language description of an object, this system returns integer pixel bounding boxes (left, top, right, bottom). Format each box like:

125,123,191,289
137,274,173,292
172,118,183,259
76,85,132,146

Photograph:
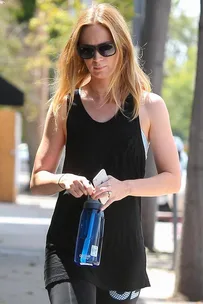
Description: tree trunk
177,1,203,301
140,0,172,251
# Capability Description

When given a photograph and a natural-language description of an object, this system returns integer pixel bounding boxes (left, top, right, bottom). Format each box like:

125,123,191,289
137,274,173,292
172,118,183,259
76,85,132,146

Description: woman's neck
86,78,110,101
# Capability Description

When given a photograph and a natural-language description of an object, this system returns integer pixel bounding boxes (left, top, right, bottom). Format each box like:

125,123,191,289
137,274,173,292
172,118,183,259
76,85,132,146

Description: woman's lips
93,66,106,70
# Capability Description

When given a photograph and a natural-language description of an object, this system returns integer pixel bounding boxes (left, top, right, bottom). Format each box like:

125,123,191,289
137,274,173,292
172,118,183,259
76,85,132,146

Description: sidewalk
0,194,201,304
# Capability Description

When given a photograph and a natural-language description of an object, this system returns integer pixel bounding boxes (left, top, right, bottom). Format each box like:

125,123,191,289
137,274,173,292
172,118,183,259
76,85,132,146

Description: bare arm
30,102,67,195
125,93,181,197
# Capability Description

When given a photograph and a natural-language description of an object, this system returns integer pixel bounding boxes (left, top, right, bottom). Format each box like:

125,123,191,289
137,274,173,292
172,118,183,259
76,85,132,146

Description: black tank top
44,91,150,291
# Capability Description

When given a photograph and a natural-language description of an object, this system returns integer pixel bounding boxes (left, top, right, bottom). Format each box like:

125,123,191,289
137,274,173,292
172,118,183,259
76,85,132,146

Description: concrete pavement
0,194,199,304
0,197,51,304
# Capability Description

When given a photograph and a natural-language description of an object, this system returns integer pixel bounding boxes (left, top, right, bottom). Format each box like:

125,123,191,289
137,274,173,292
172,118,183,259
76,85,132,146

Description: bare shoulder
142,91,166,107
142,91,169,120
139,92,170,143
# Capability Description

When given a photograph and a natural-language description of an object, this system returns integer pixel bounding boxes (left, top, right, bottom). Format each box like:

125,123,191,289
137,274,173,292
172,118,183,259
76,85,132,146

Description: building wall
0,109,18,202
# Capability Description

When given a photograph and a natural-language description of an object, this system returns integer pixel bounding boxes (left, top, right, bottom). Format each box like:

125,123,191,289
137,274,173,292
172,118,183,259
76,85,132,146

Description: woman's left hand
91,175,128,211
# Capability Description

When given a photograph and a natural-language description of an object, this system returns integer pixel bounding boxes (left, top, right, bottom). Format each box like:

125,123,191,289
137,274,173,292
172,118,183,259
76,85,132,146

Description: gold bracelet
58,174,66,190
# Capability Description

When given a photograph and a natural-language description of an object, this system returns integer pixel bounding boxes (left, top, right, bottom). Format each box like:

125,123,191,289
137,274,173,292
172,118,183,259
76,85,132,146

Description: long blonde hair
52,3,151,119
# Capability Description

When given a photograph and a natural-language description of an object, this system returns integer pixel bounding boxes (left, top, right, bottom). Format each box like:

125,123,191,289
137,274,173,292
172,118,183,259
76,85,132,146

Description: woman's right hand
58,174,95,198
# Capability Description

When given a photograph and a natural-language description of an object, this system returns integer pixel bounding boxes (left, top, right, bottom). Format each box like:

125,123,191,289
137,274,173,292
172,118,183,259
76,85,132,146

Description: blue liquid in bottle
74,198,105,266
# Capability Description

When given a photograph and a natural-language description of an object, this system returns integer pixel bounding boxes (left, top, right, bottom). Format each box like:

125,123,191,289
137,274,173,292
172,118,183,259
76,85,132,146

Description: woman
30,3,181,304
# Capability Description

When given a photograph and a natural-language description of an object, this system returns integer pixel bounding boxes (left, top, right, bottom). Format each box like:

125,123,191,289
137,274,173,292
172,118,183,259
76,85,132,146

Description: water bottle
74,197,105,266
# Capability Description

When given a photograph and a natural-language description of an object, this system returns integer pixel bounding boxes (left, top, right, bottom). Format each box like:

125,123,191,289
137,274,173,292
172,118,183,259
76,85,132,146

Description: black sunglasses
77,42,116,59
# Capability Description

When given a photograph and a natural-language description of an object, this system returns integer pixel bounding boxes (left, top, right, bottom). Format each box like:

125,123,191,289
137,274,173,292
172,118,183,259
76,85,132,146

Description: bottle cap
83,197,102,210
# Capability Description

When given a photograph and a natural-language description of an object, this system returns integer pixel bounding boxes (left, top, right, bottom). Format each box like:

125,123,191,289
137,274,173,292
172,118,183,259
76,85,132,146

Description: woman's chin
91,73,111,80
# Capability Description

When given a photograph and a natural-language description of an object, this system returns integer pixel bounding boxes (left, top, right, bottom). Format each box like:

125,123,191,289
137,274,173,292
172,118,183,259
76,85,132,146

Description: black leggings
47,280,140,304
